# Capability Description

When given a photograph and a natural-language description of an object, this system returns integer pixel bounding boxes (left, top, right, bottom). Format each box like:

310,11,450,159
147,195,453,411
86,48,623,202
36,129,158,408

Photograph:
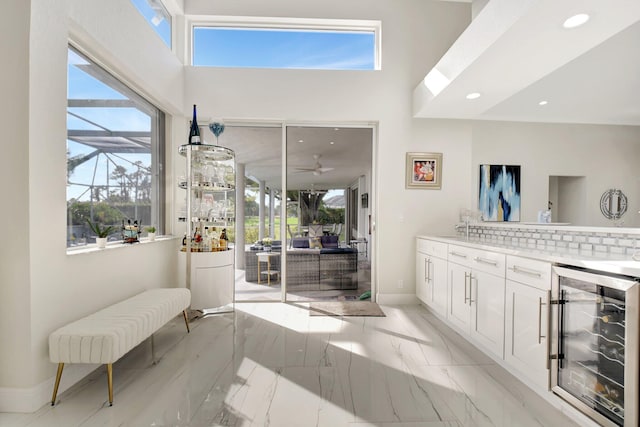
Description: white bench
49,288,191,406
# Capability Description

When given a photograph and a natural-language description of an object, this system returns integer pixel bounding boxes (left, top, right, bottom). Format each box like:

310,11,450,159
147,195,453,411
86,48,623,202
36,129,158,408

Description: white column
258,180,266,240
269,188,276,239
235,163,245,269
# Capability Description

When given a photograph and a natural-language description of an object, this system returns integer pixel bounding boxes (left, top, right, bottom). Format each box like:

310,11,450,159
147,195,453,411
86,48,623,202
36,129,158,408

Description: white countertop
417,235,640,278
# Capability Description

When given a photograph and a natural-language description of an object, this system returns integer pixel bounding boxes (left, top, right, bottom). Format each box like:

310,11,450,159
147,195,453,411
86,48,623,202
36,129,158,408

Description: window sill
66,236,178,256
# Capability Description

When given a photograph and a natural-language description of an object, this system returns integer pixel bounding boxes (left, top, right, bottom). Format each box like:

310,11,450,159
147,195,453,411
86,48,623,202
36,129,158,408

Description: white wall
471,121,640,227
0,0,32,391
181,0,471,303
0,0,187,411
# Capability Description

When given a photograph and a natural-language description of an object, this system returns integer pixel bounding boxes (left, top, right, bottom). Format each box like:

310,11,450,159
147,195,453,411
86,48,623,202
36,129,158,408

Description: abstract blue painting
479,165,521,222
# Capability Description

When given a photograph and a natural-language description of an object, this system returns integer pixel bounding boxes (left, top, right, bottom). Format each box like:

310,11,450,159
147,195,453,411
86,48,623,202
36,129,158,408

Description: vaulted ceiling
414,0,640,126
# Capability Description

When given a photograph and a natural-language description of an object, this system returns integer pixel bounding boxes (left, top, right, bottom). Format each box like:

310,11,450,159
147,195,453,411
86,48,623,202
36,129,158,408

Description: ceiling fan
294,154,334,176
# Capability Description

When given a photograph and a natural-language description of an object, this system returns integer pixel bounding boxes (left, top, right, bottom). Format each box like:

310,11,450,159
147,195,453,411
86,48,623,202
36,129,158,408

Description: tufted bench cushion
49,288,191,405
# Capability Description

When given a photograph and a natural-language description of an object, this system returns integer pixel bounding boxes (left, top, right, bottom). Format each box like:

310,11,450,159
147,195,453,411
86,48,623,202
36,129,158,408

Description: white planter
148,232,156,242
96,237,107,249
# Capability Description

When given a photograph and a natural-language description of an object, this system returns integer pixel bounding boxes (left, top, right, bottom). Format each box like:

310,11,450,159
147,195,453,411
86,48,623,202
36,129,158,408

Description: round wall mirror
600,189,627,220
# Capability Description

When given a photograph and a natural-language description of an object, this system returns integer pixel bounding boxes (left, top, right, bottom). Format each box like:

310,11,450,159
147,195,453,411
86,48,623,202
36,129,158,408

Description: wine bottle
189,104,201,145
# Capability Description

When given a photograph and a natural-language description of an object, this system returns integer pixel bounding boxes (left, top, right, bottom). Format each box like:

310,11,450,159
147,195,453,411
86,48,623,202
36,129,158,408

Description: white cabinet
471,269,506,358
505,256,551,390
178,250,234,311
416,251,429,303
416,239,448,316
447,244,506,359
448,260,472,330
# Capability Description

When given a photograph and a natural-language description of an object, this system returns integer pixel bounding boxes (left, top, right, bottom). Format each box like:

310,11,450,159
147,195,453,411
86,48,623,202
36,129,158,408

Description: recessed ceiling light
563,13,589,29
298,139,304,143
329,141,335,145
539,100,548,106
466,92,481,100
334,128,339,131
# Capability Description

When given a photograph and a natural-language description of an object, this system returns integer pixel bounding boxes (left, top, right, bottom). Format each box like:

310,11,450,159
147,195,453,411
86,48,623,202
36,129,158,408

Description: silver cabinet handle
464,272,469,303
473,256,498,266
450,251,468,259
426,258,432,282
469,274,476,305
538,297,547,344
424,258,428,282
509,265,543,277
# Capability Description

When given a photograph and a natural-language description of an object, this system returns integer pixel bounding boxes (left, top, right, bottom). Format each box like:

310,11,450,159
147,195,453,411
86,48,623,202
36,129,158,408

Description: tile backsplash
459,223,640,255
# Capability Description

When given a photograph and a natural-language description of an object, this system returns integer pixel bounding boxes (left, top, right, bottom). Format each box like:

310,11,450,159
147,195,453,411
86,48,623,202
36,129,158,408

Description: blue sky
193,27,375,70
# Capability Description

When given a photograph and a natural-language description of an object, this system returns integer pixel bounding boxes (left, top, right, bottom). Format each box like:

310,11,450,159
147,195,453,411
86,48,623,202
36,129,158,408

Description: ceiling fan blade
318,167,334,173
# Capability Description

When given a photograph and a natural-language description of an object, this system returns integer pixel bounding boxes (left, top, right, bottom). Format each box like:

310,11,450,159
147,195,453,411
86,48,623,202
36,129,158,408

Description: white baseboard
375,293,419,305
0,364,99,413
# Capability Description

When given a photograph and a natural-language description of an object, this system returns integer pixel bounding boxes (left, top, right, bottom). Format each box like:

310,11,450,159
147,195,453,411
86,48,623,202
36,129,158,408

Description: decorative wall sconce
600,189,627,220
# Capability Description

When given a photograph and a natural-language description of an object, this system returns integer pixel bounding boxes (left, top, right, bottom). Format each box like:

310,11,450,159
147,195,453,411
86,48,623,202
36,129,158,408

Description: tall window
192,19,380,70
67,45,165,248
130,0,172,48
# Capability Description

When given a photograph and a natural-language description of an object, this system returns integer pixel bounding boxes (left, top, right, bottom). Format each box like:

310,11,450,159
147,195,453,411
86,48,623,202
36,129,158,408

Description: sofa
244,236,358,290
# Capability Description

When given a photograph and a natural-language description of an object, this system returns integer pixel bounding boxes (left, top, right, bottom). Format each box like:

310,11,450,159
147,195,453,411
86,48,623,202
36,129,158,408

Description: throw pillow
309,237,323,249
292,237,309,248
320,235,339,248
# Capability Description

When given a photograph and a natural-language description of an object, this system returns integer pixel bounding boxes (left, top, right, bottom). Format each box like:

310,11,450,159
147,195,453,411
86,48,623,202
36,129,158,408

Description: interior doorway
549,175,586,225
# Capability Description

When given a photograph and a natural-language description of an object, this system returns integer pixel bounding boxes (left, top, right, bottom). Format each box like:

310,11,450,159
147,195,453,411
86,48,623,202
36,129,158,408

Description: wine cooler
551,266,639,427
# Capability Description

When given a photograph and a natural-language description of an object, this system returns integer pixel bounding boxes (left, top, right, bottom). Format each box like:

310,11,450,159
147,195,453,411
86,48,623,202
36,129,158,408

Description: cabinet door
448,262,471,332
505,279,550,390
430,256,448,316
415,252,430,304
470,270,505,359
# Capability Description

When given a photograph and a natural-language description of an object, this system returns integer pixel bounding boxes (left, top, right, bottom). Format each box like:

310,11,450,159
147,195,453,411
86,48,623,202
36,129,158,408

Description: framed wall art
478,164,521,222
406,152,443,189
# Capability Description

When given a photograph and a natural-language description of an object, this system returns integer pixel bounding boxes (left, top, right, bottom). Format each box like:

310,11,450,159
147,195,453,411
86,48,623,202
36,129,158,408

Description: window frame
188,16,382,70
66,43,166,251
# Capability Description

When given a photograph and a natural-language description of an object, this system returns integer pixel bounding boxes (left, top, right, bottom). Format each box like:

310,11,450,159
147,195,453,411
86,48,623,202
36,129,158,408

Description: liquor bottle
210,227,220,249
203,227,211,252
188,104,201,145
220,228,228,250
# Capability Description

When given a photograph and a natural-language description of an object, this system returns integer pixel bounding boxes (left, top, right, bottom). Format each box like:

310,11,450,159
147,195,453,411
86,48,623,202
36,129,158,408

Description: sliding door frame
282,121,377,303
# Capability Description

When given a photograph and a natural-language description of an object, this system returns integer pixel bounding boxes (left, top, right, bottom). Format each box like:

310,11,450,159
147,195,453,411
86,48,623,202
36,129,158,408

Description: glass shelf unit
178,143,235,313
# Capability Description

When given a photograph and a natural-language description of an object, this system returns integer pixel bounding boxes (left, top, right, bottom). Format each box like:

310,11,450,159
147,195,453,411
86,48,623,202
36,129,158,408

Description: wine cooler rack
552,266,639,427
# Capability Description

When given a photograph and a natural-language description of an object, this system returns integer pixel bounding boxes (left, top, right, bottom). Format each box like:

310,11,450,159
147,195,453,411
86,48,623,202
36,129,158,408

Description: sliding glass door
212,123,283,302
285,125,373,302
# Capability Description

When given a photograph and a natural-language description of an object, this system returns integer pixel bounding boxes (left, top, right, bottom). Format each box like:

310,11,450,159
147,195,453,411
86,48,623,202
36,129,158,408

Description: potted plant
86,219,114,249
146,226,157,242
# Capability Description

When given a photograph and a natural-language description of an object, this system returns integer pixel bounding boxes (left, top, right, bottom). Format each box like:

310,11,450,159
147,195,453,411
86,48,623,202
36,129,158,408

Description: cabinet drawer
447,244,475,264
506,256,551,290
470,250,506,277
448,245,505,277
417,238,448,258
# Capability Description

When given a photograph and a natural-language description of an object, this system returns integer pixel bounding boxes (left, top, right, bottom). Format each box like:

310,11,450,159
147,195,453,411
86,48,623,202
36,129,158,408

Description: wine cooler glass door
551,266,639,427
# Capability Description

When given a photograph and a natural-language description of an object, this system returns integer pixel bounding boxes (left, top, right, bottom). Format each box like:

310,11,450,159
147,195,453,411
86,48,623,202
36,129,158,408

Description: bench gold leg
107,363,113,406
51,363,64,406
182,310,190,333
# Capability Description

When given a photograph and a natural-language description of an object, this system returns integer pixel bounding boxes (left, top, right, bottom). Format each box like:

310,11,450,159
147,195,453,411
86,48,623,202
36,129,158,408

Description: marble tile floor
1,303,589,427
